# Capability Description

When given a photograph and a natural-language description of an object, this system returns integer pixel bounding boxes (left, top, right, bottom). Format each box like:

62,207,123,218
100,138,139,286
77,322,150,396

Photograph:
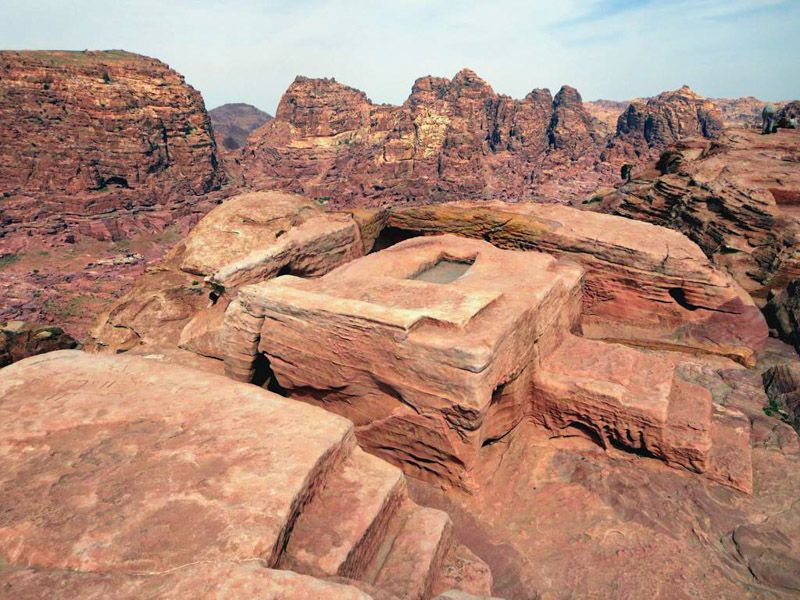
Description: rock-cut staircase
278,445,459,599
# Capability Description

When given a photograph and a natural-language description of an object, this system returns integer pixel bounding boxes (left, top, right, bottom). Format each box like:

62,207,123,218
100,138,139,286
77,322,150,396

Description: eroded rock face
0,351,477,600
762,361,800,431
0,320,77,367
592,128,800,306
616,86,724,149
0,50,224,243
239,71,729,207
88,190,363,356
209,102,272,151
383,201,767,366
765,278,800,355
221,235,754,492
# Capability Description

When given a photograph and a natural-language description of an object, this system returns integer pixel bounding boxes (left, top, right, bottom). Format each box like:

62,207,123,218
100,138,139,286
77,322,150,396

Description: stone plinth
223,234,584,488
222,234,753,492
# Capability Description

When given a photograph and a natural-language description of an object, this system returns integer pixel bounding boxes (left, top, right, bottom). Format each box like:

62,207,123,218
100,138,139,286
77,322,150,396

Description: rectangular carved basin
411,259,474,284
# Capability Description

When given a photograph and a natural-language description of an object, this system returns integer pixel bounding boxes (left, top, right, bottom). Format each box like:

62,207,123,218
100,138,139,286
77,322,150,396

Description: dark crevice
370,226,420,253
252,353,287,394
668,287,699,311
560,421,606,449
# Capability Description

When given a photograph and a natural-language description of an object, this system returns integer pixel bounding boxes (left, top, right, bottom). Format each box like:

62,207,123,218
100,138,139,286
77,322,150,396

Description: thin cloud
2,0,798,111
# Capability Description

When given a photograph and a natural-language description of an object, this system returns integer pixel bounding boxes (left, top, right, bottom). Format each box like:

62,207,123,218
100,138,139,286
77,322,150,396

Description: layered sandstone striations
238,71,722,206
0,351,486,600
88,190,363,356
383,202,767,366
209,102,272,151
615,86,724,152
27,189,800,598
222,234,754,493
592,127,800,304
0,50,224,246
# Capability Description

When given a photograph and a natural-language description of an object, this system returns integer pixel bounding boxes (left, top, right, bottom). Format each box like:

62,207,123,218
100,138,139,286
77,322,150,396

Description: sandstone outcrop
222,235,754,492
1,564,376,600
0,350,485,599
238,72,724,207
88,190,364,356
765,278,800,355
0,320,77,367
209,102,272,151
382,202,767,366
762,361,800,431
0,50,224,245
615,86,724,150
592,128,800,306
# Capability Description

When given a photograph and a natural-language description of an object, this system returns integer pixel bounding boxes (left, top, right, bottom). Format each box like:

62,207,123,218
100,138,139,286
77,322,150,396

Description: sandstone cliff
615,85,724,150
0,50,225,245
237,72,722,207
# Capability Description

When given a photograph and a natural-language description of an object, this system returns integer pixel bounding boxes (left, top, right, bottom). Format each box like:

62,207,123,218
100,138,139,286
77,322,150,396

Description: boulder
89,190,363,356
0,320,77,367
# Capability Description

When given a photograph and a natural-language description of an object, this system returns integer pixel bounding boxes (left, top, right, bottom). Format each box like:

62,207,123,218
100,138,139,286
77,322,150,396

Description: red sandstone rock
221,235,753,492
0,320,77,366
384,201,767,366
238,75,725,207
0,564,376,599
762,362,800,431
0,350,475,599
88,190,363,356
223,235,583,488
0,50,224,242
593,128,800,309
615,86,723,150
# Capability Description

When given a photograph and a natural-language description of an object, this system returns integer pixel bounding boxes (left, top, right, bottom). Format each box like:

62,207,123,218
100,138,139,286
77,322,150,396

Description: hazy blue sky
3,0,799,112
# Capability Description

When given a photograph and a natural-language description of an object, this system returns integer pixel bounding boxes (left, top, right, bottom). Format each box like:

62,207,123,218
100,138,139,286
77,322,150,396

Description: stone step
279,446,407,579
370,503,454,600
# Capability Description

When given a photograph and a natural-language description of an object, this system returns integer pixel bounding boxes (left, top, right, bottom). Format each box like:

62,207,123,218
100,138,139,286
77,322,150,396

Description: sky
3,0,799,113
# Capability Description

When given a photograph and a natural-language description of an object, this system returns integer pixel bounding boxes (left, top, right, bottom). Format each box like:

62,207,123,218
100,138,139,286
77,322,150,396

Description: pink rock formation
0,50,224,242
221,235,753,492
0,350,478,600
223,235,584,488
383,201,767,366
88,190,364,356
0,320,77,366
235,72,605,206
615,86,724,149
594,128,800,304
2,564,375,599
